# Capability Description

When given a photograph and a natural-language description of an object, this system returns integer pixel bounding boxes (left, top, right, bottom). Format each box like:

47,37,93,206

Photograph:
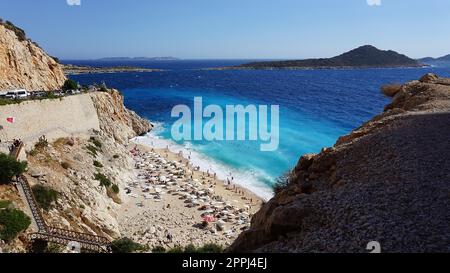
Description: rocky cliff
0,21,152,250
0,90,152,249
229,74,450,253
91,90,152,144
0,21,66,91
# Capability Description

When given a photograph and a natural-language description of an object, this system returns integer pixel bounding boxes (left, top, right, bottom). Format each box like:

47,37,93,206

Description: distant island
226,45,426,70
418,54,450,67
62,64,162,75
95,56,180,61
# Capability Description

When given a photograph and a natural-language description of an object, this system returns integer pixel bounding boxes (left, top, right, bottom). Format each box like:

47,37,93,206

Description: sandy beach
117,142,264,250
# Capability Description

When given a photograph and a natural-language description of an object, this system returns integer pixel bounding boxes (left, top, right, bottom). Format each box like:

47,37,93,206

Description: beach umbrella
202,215,215,223
6,117,14,124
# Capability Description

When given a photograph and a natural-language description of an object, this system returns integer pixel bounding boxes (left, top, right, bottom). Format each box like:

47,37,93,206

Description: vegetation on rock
0,208,31,242
111,237,143,253
153,244,224,253
32,185,59,211
111,184,120,194
0,19,27,42
0,153,28,184
272,171,293,194
62,79,78,91
0,200,12,209
94,172,112,188
93,160,103,168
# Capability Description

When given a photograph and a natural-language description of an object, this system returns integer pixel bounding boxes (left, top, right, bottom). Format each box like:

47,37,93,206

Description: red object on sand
202,215,215,223
6,117,14,123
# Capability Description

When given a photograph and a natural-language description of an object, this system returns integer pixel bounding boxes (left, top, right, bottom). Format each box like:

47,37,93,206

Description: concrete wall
0,94,100,149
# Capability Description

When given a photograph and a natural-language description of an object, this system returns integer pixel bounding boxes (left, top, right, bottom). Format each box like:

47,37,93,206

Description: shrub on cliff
62,79,78,91
89,137,102,149
111,184,120,194
167,246,184,253
93,160,103,168
111,238,143,253
183,243,224,253
196,243,224,253
51,56,60,64
94,173,112,187
32,185,59,211
0,200,12,209
0,153,28,184
86,144,100,157
2,20,27,42
272,171,294,194
34,136,49,150
151,246,166,253
0,208,31,242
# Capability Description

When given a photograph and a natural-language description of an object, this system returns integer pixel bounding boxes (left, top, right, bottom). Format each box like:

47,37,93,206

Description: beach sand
117,142,264,250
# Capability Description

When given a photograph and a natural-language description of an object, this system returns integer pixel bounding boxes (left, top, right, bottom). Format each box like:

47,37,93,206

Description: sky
0,0,449,60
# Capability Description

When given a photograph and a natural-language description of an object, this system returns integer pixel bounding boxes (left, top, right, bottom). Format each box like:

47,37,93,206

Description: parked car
30,91,47,98
66,89,82,95
5,89,29,99
54,91,64,97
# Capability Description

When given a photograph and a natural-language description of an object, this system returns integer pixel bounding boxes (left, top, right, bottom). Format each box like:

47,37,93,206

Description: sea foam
133,126,274,201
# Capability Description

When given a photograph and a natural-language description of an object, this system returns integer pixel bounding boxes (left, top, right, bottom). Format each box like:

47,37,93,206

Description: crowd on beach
119,145,261,249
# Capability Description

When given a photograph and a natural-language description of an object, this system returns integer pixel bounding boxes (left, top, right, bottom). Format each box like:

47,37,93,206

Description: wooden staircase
10,141,111,253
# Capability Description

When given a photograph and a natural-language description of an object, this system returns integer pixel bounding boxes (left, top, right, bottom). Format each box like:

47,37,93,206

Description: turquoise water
67,60,450,198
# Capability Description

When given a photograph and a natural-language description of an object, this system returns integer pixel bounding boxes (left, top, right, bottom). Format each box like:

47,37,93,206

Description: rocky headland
229,45,425,70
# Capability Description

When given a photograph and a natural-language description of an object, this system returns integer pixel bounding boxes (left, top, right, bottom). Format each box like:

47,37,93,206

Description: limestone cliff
229,74,450,253
0,22,66,91
0,89,152,248
91,90,152,144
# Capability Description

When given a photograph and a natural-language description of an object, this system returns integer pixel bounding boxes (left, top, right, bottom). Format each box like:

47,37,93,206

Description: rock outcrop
91,90,152,144
0,22,66,91
229,74,450,253
25,133,136,239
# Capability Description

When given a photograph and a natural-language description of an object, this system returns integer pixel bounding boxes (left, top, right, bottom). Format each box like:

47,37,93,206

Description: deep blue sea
65,60,450,199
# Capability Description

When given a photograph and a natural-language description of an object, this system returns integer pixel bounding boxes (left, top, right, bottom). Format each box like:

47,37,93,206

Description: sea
64,59,450,200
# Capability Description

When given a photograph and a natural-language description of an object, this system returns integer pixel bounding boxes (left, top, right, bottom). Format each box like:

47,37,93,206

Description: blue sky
0,0,448,59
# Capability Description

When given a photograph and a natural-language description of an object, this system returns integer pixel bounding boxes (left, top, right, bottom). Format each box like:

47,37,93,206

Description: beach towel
6,117,14,123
